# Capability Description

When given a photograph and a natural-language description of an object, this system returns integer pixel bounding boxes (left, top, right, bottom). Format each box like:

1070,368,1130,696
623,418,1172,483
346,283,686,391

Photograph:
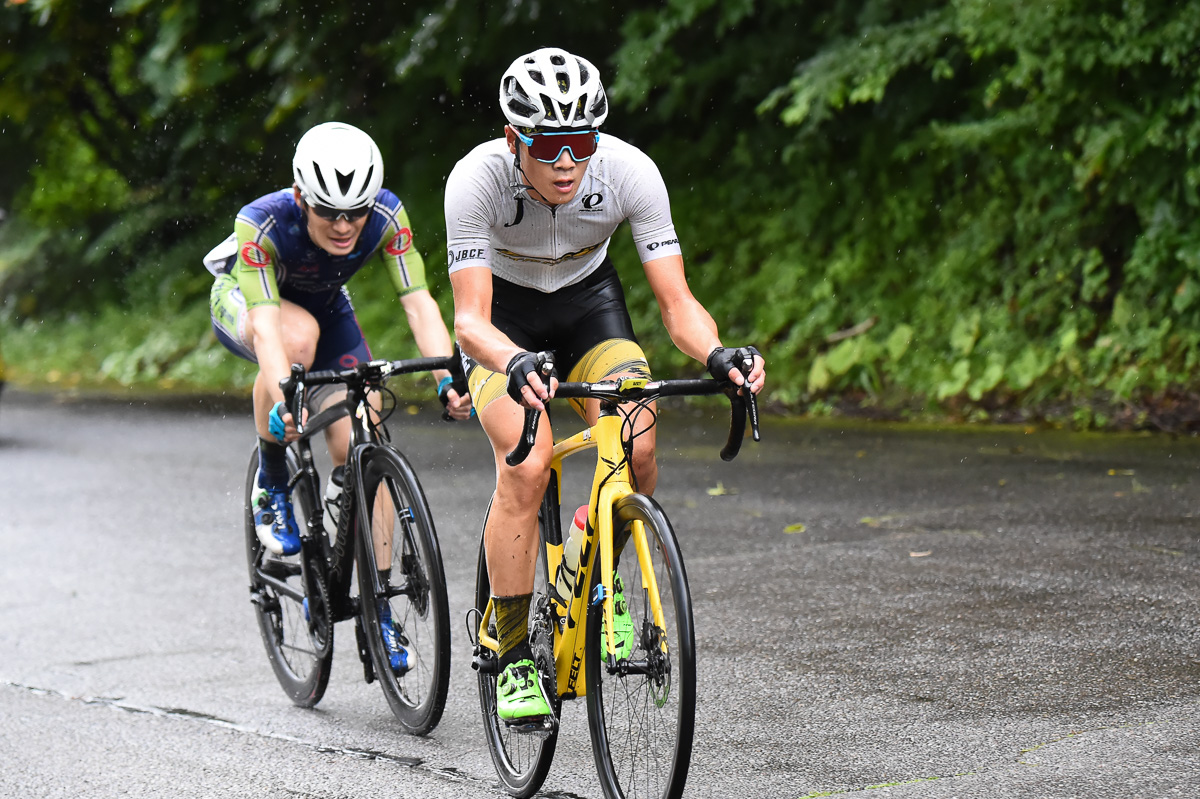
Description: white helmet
499,47,608,129
292,122,383,210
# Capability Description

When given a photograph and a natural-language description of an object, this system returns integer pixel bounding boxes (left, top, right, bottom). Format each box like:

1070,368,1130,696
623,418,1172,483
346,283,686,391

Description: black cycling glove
505,351,543,404
707,345,762,383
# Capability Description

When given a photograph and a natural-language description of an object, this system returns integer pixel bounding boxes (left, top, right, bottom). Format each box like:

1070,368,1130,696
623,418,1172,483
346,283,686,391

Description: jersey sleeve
373,192,428,297
618,145,683,264
444,151,497,275
230,211,284,309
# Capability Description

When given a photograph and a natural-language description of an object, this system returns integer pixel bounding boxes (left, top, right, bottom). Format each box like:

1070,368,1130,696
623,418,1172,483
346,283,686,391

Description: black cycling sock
257,438,289,490
378,569,391,591
502,641,534,672
494,593,532,668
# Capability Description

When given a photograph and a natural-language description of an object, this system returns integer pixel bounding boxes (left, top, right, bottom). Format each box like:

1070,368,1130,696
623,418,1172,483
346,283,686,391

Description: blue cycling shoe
252,484,301,556
378,600,412,674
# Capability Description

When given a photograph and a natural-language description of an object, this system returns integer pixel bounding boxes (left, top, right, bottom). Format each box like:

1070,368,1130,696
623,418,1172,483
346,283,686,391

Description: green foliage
4,0,1200,427
609,0,1200,424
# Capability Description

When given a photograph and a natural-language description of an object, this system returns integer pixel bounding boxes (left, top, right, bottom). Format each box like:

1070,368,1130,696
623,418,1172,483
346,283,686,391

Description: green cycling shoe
605,573,636,662
496,659,552,723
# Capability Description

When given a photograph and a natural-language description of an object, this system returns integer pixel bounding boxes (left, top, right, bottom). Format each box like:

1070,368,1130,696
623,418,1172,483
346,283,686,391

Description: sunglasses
514,128,600,163
305,199,373,222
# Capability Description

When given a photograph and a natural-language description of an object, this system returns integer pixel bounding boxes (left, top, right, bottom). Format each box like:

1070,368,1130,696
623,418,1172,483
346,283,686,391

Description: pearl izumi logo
581,193,604,211
646,237,679,252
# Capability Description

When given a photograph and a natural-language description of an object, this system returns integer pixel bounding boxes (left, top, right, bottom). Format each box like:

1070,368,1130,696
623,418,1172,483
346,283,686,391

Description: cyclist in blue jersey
207,124,471,671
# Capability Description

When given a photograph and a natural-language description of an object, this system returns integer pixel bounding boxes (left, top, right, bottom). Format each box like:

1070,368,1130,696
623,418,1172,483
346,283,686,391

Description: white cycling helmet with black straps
292,122,383,210
499,47,609,130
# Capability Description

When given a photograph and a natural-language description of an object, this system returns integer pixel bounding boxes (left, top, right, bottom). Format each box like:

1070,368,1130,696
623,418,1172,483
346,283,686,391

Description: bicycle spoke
474,498,559,798
357,447,450,734
245,448,334,708
588,496,694,799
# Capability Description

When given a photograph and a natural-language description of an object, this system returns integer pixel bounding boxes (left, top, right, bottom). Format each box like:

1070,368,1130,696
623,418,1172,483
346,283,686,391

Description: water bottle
553,505,589,606
323,465,345,537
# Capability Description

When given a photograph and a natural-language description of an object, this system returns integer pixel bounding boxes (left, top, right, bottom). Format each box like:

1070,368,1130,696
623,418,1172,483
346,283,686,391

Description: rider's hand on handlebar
438,377,475,421
267,400,308,443
707,346,766,395
505,351,557,411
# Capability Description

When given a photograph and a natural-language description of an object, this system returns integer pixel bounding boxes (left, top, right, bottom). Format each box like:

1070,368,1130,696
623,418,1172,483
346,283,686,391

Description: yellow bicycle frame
477,377,671,699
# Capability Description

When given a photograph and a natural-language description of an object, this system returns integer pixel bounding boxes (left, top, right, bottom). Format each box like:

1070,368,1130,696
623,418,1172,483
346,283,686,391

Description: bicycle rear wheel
244,448,333,707
355,445,450,734
585,493,696,799
474,495,559,798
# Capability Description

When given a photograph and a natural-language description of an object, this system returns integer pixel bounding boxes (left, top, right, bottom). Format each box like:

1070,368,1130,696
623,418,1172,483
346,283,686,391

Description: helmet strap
511,146,544,205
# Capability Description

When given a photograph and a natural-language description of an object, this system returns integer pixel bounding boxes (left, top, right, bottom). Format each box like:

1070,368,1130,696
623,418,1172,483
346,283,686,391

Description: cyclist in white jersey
445,47,766,723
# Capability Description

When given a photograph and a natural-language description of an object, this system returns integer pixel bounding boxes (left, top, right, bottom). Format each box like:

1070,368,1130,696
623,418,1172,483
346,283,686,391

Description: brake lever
441,348,471,423
504,353,556,466
737,348,761,443
279,362,307,436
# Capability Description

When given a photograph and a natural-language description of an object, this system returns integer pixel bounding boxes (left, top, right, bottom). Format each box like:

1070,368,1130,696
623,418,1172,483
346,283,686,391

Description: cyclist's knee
632,444,658,493
277,302,320,366
280,326,318,367
495,444,552,506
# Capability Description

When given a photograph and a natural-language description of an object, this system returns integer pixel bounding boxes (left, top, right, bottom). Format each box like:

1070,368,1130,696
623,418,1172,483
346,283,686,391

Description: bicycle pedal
472,648,499,674
259,559,298,580
503,715,557,735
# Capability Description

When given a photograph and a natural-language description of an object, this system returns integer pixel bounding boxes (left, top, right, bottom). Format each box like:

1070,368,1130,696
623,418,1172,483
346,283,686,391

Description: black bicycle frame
280,355,460,614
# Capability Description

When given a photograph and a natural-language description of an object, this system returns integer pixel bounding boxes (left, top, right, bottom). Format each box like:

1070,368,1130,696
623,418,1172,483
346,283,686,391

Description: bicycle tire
474,495,560,798
244,448,334,707
355,445,451,734
585,493,696,799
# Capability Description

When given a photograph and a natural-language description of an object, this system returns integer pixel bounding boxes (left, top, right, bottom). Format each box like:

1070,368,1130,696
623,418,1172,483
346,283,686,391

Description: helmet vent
528,69,546,87
336,170,355,195
510,97,537,118
312,163,331,196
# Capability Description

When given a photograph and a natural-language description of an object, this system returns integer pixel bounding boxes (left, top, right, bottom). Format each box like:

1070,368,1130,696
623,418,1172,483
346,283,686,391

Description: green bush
4,1,1200,429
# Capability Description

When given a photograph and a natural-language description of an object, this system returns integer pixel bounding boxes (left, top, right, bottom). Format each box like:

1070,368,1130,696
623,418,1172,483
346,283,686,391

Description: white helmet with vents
292,122,383,210
499,47,608,129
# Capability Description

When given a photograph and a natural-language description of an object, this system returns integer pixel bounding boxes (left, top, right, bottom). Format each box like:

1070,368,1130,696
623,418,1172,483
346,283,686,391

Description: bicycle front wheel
585,493,696,799
474,496,559,798
355,445,450,735
243,448,333,707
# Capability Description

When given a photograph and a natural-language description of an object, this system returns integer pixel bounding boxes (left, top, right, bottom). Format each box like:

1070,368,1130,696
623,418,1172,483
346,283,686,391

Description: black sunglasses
306,200,373,222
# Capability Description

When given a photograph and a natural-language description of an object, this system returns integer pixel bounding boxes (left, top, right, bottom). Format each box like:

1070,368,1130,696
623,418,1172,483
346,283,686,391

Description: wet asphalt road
0,387,1197,798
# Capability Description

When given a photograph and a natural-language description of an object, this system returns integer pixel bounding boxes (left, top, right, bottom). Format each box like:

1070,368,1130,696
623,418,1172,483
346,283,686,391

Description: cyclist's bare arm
398,288,473,419
450,266,555,409
643,254,720,360
642,253,766,392
246,304,306,440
